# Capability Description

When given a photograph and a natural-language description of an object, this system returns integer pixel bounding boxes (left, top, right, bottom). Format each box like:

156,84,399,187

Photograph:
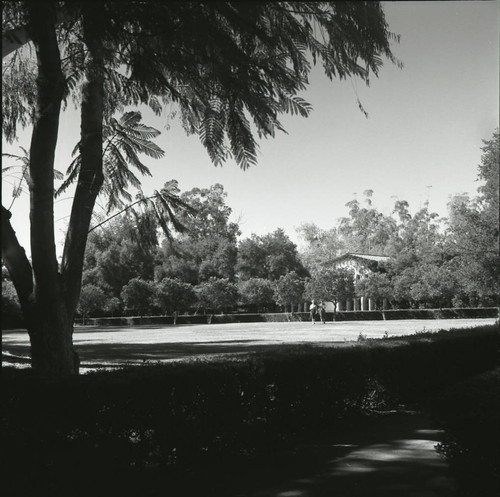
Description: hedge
1,324,498,496
70,307,499,327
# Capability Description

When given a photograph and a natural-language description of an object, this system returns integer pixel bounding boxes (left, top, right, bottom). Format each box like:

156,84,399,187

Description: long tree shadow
3,338,335,368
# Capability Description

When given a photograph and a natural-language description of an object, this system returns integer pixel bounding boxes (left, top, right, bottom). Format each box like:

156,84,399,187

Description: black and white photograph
2,1,499,496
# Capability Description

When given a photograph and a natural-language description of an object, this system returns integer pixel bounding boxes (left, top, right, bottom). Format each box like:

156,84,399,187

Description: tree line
81,128,500,316
5,130,496,319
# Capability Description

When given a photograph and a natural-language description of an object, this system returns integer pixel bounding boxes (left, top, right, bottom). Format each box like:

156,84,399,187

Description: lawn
2,317,497,371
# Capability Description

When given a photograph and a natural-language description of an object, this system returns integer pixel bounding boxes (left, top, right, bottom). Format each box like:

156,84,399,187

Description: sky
2,1,499,257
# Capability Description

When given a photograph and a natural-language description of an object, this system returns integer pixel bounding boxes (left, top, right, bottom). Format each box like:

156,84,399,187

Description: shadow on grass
3,337,352,368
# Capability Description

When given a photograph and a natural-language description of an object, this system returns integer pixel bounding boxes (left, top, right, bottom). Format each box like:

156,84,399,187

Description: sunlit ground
239,422,456,497
2,317,496,372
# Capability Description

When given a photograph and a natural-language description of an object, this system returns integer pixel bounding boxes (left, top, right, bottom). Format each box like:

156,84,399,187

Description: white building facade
331,253,390,311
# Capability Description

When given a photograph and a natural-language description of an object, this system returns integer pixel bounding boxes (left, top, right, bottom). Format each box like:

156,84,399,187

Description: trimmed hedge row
1,325,498,496
73,306,499,327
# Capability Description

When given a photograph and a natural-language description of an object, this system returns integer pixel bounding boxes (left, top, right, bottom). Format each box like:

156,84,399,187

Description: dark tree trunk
61,3,104,313
23,3,78,375
2,3,104,376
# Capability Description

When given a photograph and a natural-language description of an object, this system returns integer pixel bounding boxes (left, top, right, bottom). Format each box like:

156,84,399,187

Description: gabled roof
333,252,390,264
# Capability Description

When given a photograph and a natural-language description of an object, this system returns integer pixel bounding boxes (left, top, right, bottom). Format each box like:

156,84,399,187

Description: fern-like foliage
5,2,401,173
88,180,197,253
2,147,63,209
56,111,164,213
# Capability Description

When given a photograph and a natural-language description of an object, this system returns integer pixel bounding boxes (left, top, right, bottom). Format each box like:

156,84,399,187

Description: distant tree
155,278,196,315
177,184,240,241
235,235,268,280
297,223,345,274
239,277,276,313
274,271,305,313
305,268,355,316
158,184,239,284
237,229,308,281
355,273,392,309
120,278,157,316
195,277,239,314
77,284,106,323
408,263,457,309
2,274,22,326
338,190,397,255
83,217,158,299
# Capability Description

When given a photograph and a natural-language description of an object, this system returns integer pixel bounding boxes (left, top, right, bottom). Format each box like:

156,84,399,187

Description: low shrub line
72,306,499,327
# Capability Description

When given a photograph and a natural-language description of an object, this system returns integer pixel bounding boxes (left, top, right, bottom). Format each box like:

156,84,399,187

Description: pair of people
309,300,325,324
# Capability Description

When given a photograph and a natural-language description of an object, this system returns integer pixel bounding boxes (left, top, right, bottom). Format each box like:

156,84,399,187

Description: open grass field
3,317,497,371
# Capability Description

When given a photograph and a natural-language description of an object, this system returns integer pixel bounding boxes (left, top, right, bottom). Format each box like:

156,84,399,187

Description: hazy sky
2,1,499,256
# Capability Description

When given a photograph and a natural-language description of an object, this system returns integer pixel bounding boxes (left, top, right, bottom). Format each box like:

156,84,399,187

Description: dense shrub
1,325,498,496
433,367,500,497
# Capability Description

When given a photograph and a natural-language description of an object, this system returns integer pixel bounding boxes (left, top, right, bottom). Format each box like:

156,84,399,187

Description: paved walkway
160,411,456,497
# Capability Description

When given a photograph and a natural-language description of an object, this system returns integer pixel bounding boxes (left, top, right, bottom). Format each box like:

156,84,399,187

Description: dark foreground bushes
433,367,500,497
1,324,498,496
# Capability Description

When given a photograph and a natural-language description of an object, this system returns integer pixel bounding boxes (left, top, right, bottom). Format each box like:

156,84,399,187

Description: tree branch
87,195,153,234
27,1,65,300
1,206,34,314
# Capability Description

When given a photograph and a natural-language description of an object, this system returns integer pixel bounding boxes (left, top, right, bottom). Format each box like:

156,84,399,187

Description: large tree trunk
2,3,105,376
23,2,78,376
60,3,105,319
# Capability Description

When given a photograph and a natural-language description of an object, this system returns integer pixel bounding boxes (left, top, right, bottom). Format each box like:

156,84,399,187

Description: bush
2,325,498,497
433,368,500,497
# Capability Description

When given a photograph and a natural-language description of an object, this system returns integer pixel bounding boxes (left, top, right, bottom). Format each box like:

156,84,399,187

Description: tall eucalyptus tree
2,1,401,375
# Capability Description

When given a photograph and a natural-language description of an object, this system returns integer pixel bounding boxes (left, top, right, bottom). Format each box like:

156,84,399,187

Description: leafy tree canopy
3,1,401,168
237,228,308,281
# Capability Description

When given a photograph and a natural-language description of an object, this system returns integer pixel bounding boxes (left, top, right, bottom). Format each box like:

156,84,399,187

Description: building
331,252,390,311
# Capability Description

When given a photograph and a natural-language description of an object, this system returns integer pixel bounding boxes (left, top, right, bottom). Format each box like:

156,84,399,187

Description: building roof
333,253,390,264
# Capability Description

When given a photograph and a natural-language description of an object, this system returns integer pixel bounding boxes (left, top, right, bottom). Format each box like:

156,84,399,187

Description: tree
235,235,268,280
195,277,239,314
155,278,196,316
120,278,157,316
305,267,355,316
297,223,345,274
274,271,305,313
157,184,239,284
237,228,308,281
57,111,164,214
238,277,276,313
2,2,400,375
338,190,397,255
77,284,106,323
445,129,499,306
355,273,392,310
2,269,23,327
408,264,456,309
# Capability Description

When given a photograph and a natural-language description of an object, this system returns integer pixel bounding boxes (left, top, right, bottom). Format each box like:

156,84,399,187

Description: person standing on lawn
318,300,326,324
309,300,318,324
